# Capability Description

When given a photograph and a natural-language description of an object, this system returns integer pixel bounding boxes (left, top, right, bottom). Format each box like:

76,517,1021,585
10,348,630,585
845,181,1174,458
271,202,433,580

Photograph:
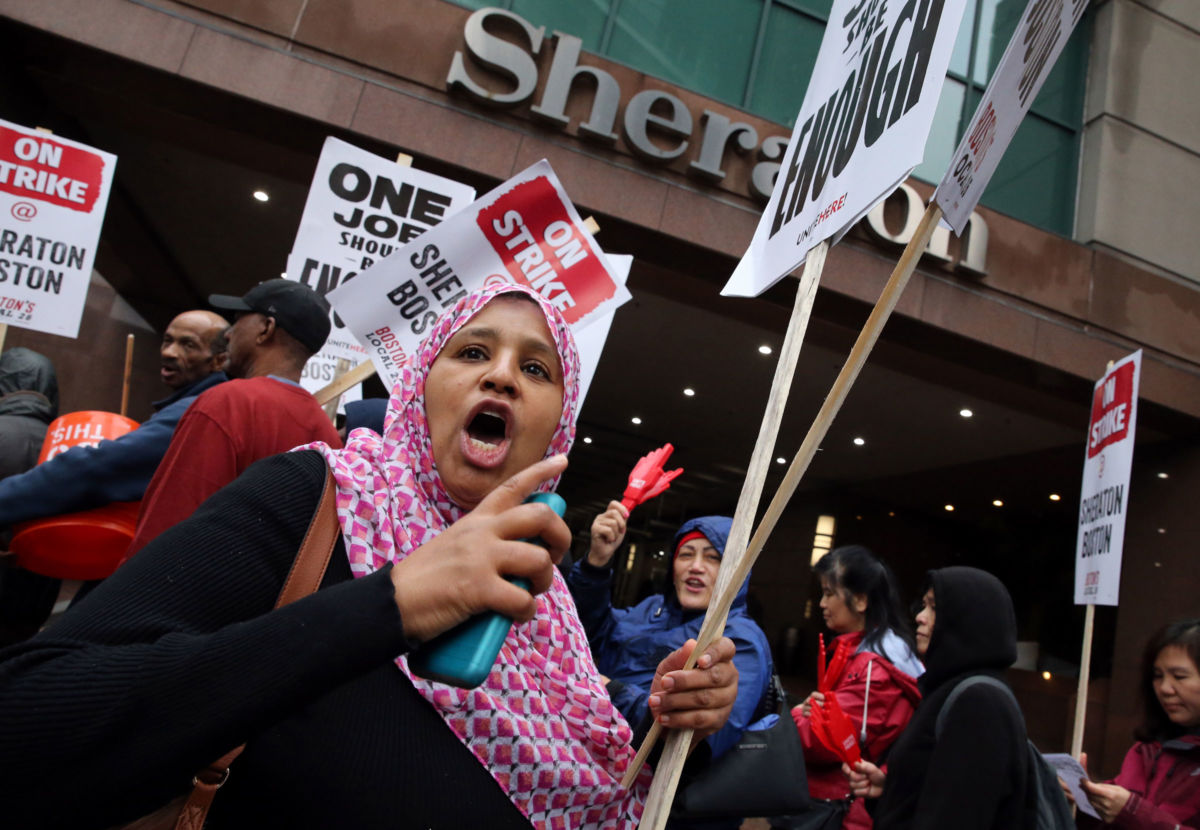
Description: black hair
814,545,917,665
1135,618,1200,742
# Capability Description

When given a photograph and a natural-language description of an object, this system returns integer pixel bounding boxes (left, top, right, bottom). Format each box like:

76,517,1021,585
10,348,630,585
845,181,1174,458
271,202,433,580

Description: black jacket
0,348,58,481
0,451,530,829
871,566,1029,830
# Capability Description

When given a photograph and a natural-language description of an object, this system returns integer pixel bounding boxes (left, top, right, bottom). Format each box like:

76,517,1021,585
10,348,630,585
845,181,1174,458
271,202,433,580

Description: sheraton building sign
445,6,987,276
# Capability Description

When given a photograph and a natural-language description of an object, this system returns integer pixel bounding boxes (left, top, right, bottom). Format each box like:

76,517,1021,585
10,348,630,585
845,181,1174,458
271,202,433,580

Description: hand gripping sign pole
623,242,829,822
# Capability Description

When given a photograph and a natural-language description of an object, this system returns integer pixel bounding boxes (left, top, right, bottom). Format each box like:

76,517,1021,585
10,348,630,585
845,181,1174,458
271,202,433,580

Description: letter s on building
447,8,545,108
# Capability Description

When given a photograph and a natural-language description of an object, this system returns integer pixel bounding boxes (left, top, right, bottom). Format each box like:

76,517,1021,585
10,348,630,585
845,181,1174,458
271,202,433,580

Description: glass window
972,0,1026,86
948,0,978,78
747,5,826,127
1027,20,1089,125
776,0,834,17
978,113,1078,234
971,0,1088,126
510,0,613,51
911,78,968,185
606,0,761,107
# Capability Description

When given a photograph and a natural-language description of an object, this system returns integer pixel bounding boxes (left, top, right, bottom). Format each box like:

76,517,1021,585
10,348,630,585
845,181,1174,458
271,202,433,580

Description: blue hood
568,513,772,759
669,515,751,613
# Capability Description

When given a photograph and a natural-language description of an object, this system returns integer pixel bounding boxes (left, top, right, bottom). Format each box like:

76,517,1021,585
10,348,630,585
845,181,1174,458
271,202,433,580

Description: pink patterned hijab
303,283,648,828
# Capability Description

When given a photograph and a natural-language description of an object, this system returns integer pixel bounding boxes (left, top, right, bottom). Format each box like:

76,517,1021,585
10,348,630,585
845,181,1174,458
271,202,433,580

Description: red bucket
11,411,142,580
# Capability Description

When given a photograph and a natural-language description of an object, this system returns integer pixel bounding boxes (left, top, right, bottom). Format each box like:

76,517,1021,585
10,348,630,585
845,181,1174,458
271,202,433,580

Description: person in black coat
846,566,1030,829
0,347,57,480
0,347,59,646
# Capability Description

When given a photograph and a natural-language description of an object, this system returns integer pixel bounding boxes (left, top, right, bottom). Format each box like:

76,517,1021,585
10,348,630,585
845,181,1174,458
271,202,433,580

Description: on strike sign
1075,350,1141,606
286,137,475,398
475,175,611,324
328,159,630,394
0,119,116,338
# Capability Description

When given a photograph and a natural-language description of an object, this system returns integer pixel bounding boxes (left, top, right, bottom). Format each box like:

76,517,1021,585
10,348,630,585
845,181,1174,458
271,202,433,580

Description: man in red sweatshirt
123,279,342,560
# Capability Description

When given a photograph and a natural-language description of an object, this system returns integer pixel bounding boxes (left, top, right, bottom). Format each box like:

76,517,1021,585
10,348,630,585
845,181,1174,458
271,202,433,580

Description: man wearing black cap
121,279,342,560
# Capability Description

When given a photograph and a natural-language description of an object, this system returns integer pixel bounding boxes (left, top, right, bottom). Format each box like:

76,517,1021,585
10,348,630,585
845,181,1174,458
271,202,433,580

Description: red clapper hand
619,443,683,513
811,634,862,765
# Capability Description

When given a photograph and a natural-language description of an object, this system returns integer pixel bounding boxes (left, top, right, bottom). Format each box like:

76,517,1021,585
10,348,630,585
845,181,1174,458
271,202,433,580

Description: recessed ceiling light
1157,527,1166,534
776,457,786,464
683,388,695,397
1157,472,1169,479
280,272,287,278
959,408,973,418
992,499,1003,507
631,416,642,425
582,436,593,444
253,190,269,202
944,504,955,512
1049,493,1061,501
853,437,865,446
1042,671,1052,681
887,511,895,517
758,345,772,355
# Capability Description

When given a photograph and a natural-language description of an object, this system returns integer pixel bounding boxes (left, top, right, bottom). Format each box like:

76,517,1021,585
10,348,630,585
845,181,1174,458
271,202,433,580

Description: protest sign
286,137,476,399
327,159,631,400
934,0,1089,233
723,0,967,297
1075,350,1140,606
0,119,116,338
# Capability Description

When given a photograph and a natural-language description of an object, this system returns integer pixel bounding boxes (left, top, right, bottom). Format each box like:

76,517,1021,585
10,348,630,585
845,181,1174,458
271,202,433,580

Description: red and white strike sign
1074,350,1141,606
0,119,116,338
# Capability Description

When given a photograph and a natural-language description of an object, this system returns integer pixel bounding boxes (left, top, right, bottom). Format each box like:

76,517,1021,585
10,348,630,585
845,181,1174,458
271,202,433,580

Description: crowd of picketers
0,281,1195,829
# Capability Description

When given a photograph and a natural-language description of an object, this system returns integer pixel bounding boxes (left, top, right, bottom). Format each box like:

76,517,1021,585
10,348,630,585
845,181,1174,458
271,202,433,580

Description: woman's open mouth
459,401,512,469
684,577,707,592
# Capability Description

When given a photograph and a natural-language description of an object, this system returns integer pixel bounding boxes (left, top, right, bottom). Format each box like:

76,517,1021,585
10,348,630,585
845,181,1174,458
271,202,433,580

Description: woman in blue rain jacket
567,510,772,760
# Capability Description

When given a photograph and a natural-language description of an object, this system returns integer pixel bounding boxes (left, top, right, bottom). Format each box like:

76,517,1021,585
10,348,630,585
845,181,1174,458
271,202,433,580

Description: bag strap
173,467,340,830
935,674,1022,739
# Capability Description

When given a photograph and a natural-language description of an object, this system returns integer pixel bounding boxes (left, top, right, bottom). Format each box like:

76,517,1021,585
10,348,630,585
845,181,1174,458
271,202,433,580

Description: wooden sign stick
629,204,942,823
625,240,828,809
119,333,135,417
1070,603,1095,757
315,359,376,407
0,323,7,354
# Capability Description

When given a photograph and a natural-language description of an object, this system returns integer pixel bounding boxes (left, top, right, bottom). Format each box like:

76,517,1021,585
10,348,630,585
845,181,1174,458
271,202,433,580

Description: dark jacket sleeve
0,396,192,526
913,683,1025,830
565,557,622,648
0,451,410,823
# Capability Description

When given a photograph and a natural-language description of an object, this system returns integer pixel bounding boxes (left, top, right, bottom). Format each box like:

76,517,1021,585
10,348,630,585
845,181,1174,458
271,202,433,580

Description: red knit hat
674,530,708,559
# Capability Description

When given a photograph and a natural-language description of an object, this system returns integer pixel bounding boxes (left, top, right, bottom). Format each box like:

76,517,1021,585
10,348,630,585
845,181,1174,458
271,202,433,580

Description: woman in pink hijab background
0,282,738,830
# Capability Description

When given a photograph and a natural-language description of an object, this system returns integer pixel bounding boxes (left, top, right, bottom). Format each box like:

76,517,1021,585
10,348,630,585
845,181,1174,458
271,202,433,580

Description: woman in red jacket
1075,618,1200,829
776,546,923,830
